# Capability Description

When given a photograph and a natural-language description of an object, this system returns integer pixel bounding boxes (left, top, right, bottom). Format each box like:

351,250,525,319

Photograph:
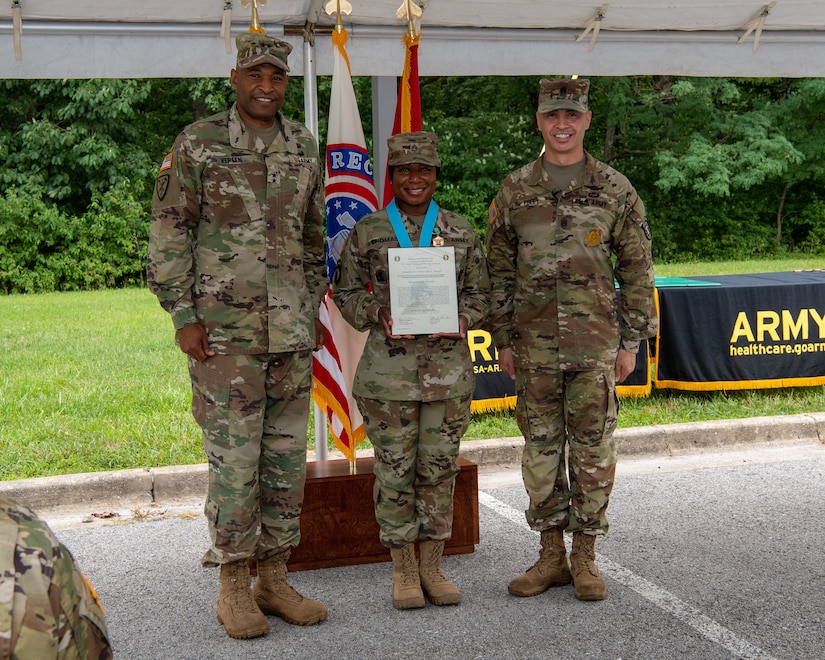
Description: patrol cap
236,33,291,73
387,131,441,168
537,78,590,113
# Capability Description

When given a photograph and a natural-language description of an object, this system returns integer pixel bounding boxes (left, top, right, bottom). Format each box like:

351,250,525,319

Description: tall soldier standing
148,33,328,638
485,78,657,601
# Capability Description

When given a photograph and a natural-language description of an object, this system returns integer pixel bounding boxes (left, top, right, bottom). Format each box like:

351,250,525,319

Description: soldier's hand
499,346,515,380
314,318,327,350
176,323,215,362
615,348,637,383
379,306,414,340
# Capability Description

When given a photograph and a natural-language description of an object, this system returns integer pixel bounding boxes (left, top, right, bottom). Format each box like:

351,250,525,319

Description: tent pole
302,27,328,462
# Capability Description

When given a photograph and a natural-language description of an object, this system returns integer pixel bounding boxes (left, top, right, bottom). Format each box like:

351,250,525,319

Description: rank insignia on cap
537,78,591,114
386,131,441,167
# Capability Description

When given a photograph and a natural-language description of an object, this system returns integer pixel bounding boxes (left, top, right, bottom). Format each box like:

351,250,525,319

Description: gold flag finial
396,0,423,40
241,0,267,34
325,0,353,33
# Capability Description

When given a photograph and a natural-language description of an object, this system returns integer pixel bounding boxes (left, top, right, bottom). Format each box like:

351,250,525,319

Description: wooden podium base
285,455,479,572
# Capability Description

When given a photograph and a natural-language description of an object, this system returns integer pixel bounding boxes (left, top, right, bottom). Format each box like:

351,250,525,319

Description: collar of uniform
527,150,604,191
526,157,550,189
228,104,292,153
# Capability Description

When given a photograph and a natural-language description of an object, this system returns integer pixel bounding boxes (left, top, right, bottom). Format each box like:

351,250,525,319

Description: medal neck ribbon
386,199,440,248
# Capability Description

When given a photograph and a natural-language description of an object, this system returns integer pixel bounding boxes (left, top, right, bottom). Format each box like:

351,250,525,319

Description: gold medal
433,236,445,246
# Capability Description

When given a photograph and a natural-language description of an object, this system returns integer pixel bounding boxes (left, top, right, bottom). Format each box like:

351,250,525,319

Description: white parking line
478,490,776,660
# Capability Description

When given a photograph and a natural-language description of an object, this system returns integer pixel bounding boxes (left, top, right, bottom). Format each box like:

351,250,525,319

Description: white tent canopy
2,1,825,79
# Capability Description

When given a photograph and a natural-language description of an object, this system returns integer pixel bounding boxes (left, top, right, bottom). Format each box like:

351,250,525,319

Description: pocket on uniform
188,356,231,429
201,162,264,225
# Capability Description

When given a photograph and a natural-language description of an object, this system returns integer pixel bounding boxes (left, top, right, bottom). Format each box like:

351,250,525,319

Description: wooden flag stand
283,455,480,572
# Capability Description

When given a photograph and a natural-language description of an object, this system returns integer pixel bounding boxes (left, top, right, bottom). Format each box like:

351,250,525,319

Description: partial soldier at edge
0,495,112,659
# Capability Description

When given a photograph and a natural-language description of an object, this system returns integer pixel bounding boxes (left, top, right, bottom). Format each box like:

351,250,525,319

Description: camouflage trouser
515,367,618,535
356,394,472,548
189,351,311,567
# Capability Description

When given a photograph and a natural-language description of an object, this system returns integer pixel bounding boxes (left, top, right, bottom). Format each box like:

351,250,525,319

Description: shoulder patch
488,200,498,224
640,218,652,240
159,152,173,173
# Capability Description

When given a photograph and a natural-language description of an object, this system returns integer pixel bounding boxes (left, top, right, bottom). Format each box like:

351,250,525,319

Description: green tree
0,79,159,215
581,76,825,261
3,74,825,294
419,76,544,234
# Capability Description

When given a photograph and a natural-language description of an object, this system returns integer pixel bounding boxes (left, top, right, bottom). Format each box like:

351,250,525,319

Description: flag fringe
652,376,825,391
470,396,517,414
616,383,653,398
332,27,352,75
399,33,420,133
311,380,362,462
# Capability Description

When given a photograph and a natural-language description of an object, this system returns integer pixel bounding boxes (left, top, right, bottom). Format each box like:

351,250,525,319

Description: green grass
1,255,823,480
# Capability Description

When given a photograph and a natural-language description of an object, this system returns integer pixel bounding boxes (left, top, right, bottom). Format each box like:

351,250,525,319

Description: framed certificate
387,246,459,335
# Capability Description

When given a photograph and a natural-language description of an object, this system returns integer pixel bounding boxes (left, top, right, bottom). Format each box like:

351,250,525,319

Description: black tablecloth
654,271,825,390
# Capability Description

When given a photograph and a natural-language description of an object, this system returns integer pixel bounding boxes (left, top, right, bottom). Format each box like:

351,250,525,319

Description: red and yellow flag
382,33,422,208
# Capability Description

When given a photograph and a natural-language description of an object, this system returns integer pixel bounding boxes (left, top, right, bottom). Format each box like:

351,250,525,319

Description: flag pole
317,0,375,474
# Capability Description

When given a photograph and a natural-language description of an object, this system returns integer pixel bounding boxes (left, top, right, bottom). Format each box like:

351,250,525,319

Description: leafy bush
0,185,148,293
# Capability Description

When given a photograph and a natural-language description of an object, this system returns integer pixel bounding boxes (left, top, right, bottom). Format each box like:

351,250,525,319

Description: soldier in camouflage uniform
148,33,328,638
486,79,657,601
332,132,489,610
0,496,111,659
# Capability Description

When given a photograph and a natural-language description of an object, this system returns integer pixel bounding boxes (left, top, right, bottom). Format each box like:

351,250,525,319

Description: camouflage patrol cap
387,131,441,167
537,78,590,113
236,33,291,72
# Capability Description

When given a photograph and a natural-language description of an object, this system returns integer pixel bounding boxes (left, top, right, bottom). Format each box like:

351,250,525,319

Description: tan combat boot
253,551,328,625
216,559,270,639
418,540,462,606
508,528,572,597
569,532,607,601
389,544,425,610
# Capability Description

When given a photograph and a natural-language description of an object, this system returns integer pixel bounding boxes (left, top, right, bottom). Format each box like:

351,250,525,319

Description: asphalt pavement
2,413,825,659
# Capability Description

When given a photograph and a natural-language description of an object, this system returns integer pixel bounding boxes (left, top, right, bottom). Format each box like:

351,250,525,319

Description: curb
2,413,823,514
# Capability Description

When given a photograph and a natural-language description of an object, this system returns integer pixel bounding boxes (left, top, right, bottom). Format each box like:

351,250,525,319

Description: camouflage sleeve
458,230,491,330
613,185,658,349
484,190,517,349
331,224,382,332
147,132,202,331
0,497,112,659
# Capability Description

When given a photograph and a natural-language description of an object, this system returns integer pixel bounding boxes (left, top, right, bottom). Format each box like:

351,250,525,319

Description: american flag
311,27,378,464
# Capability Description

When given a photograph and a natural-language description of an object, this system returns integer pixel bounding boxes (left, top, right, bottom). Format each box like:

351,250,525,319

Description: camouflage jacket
148,105,327,354
0,497,111,660
332,206,490,402
486,152,657,371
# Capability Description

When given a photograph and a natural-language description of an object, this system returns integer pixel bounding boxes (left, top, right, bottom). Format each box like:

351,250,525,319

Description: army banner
468,330,515,413
654,271,825,390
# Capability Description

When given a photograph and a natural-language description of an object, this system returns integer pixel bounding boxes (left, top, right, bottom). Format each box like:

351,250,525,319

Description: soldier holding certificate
333,131,489,611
